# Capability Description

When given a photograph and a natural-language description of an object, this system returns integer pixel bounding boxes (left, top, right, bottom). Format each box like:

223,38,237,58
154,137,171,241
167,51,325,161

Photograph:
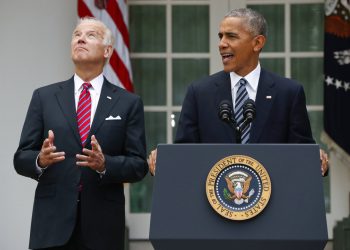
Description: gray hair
77,17,115,47
225,8,268,38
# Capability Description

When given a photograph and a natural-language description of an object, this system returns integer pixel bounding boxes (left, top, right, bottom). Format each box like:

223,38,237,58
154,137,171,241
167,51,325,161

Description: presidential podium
149,144,328,250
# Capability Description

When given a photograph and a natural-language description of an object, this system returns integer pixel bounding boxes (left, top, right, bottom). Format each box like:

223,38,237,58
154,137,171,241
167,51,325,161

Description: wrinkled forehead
73,21,105,35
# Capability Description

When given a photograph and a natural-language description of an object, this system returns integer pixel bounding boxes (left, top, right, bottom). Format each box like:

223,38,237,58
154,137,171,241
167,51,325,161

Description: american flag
78,0,133,92
323,0,350,157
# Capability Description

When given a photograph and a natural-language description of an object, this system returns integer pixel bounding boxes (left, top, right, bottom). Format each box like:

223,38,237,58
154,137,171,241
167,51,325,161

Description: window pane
260,58,285,76
132,59,166,106
130,175,153,213
291,58,323,105
291,4,324,52
172,5,209,52
248,4,284,52
145,112,167,151
130,112,166,213
172,58,209,105
130,5,166,52
308,111,330,212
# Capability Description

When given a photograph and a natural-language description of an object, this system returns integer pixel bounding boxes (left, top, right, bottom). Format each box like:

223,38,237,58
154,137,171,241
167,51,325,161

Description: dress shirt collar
74,73,104,95
230,63,261,91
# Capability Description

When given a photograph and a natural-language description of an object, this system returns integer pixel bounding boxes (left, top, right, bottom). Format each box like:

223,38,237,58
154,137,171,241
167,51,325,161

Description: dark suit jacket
14,77,148,250
175,69,315,144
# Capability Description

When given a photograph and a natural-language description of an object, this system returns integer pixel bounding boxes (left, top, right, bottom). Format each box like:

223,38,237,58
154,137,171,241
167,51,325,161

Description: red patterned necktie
77,82,92,146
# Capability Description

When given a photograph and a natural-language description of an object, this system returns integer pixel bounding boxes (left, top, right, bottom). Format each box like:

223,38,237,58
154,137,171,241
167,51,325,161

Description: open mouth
221,53,234,63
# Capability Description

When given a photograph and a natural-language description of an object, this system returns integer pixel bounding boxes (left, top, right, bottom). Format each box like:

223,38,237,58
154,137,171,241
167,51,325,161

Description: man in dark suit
148,8,328,176
14,17,148,250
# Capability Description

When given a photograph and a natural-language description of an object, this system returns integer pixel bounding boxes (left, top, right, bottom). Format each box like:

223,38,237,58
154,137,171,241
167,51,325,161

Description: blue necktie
235,78,250,143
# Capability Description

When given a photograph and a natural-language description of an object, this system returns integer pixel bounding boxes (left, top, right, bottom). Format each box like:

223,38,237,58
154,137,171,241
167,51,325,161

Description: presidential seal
206,155,271,220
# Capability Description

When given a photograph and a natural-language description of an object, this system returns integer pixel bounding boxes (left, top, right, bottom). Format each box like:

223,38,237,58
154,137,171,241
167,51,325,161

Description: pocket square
105,115,122,120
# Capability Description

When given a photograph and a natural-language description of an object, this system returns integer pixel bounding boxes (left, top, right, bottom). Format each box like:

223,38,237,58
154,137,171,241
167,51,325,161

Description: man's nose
218,38,228,49
78,37,86,44
77,34,87,43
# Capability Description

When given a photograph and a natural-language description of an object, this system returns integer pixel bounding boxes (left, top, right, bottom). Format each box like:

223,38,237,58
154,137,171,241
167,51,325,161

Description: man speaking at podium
148,8,328,176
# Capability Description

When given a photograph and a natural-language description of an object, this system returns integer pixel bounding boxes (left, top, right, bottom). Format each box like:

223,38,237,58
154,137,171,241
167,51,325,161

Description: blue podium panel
149,144,328,250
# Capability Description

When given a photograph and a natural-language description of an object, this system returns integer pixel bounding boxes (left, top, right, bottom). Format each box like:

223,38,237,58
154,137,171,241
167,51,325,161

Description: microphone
219,100,241,142
219,100,234,123
239,99,256,133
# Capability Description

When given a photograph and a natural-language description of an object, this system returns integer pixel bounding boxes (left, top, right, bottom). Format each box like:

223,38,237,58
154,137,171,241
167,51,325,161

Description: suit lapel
55,77,81,145
249,69,276,143
214,71,232,106
88,79,121,143
214,71,236,142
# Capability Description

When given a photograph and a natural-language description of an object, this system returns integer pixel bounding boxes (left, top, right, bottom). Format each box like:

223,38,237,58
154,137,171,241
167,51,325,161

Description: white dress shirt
230,63,261,110
74,73,104,124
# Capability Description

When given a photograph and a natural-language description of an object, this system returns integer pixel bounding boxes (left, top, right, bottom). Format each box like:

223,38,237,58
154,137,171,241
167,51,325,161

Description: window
129,0,210,215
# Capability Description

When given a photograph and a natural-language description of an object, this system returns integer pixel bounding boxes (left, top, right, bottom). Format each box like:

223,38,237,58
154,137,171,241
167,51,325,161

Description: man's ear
253,35,266,52
104,45,113,59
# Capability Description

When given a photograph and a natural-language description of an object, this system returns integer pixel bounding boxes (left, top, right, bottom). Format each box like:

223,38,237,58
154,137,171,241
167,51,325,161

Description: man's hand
38,130,65,168
76,135,105,172
148,149,157,176
320,149,329,176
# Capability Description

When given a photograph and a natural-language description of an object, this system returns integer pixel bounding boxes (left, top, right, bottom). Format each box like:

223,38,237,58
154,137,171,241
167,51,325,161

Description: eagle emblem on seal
224,171,255,205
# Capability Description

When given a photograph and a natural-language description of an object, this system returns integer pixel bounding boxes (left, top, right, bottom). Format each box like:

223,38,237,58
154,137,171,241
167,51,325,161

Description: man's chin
72,56,87,64
223,65,234,73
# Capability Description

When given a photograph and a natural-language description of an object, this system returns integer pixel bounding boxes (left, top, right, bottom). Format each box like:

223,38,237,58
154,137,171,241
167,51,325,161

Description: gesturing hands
37,131,105,172
38,130,65,168
76,135,106,172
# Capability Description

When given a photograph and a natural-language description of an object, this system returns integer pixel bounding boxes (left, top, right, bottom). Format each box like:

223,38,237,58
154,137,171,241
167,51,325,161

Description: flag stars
325,76,334,86
344,82,350,91
335,79,342,89
325,75,349,92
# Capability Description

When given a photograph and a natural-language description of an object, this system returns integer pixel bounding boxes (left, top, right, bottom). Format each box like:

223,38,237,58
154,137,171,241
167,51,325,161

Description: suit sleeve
100,96,148,184
13,89,44,180
175,84,201,143
288,85,315,143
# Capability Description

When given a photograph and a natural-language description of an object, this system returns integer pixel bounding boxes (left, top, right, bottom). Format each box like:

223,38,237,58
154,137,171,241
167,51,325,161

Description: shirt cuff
96,169,106,178
35,154,48,176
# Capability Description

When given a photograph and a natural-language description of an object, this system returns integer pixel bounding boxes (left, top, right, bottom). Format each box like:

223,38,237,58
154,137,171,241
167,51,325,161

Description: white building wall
0,1,76,249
